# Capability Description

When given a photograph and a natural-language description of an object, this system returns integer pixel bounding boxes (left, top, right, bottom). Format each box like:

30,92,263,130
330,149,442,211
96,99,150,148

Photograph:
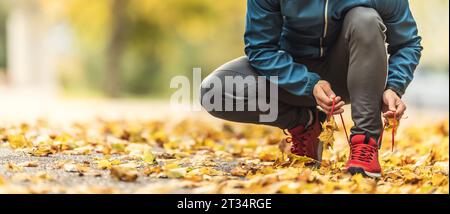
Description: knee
200,73,222,110
344,7,386,43
345,7,381,29
200,75,230,120
200,56,251,111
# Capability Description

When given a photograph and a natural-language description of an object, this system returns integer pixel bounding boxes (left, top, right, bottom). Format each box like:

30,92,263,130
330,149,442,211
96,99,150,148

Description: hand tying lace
328,97,399,152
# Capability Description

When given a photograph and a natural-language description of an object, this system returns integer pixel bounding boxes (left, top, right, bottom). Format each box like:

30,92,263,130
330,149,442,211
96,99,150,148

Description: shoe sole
347,167,381,178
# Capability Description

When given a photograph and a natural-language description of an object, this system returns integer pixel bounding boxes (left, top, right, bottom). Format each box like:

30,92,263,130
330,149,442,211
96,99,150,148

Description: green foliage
58,0,245,97
0,3,7,70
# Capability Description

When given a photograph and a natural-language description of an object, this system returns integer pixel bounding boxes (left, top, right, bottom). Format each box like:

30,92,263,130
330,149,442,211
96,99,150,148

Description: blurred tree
105,0,127,97
0,2,8,70
57,0,245,97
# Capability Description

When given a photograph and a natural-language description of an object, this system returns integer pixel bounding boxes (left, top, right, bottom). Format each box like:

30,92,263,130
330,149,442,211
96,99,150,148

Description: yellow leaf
35,172,53,182
279,183,300,194
288,154,317,166
385,118,400,133
318,117,338,150
166,167,187,178
0,175,5,185
351,173,364,184
164,163,180,170
259,167,275,175
31,144,54,157
110,166,139,182
432,174,448,186
8,134,32,149
142,149,156,164
403,172,421,184
111,159,121,165
111,142,126,153
4,162,23,172
259,147,280,161
97,160,112,170
143,166,163,176
199,167,221,176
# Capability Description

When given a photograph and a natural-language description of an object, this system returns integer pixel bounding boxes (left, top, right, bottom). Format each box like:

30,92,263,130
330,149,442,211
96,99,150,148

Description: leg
324,7,388,139
200,56,314,129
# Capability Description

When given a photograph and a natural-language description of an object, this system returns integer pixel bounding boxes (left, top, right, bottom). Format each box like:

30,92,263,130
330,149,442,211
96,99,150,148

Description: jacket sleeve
244,0,321,97
376,0,423,96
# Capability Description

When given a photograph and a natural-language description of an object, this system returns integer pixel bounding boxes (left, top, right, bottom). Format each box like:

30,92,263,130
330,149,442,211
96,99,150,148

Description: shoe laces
350,143,377,163
328,98,350,144
378,114,398,152
328,97,397,152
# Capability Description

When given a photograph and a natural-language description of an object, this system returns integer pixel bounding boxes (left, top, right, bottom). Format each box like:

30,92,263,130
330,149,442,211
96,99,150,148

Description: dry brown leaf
18,161,39,168
231,166,249,177
110,166,139,182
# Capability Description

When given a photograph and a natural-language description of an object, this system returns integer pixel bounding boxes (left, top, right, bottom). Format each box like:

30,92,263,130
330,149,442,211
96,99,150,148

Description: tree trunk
104,0,127,98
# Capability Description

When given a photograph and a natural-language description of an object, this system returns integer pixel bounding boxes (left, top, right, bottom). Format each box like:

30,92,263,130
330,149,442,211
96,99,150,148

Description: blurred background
0,0,448,123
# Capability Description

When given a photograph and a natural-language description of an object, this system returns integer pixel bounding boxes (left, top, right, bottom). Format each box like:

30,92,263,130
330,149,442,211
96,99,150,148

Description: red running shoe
346,134,382,178
286,109,326,167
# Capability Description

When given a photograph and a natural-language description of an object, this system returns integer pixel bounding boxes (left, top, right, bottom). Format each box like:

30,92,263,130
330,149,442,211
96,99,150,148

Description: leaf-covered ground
0,115,448,194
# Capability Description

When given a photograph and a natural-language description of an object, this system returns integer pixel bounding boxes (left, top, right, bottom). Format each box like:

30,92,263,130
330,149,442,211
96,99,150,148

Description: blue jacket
244,0,422,97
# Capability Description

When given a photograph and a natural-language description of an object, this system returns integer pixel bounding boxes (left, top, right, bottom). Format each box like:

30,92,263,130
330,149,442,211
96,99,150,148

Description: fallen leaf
231,166,249,177
318,117,338,150
63,163,89,174
8,134,32,149
31,144,54,157
431,173,448,186
142,166,163,176
4,162,23,172
97,160,112,170
110,166,139,182
166,167,187,178
142,149,157,164
18,161,39,168
0,175,5,185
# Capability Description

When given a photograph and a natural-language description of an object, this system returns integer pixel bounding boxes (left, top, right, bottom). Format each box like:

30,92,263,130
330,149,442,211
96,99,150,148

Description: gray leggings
200,7,388,138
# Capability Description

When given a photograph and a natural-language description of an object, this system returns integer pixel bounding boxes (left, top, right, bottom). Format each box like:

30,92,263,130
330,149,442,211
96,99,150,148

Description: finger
322,85,336,98
317,91,333,106
316,86,333,105
383,111,395,119
396,102,406,118
387,97,397,112
318,105,330,115
334,101,345,110
319,97,344,114
317,100,333,112
318,99,332,112
332,108,344,115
